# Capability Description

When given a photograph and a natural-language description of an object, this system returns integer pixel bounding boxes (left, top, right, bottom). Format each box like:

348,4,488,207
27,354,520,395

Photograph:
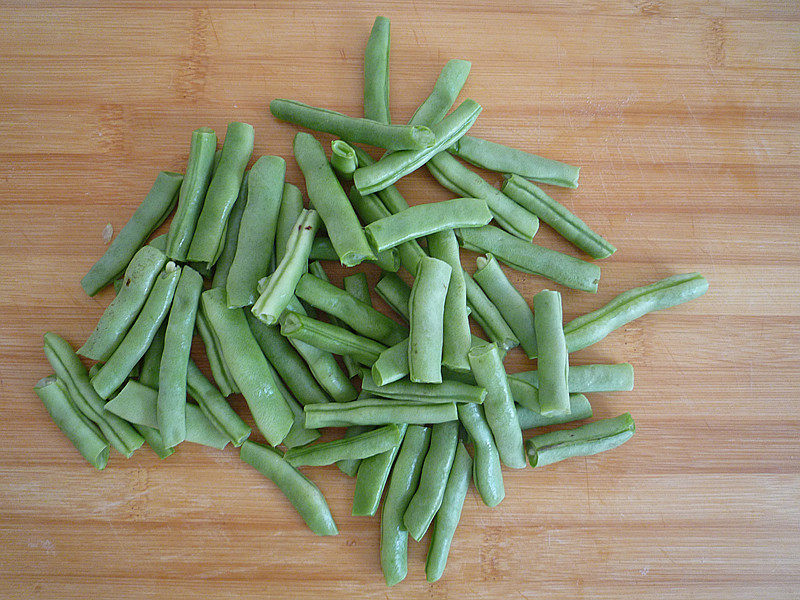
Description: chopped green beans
457,402,503,507
275,183,303,264
285,424,402,467
533,290,570,416
463,269,519,351
210,170,248,289
364,16,391,125
304,399,458,428
336,425,373,477
409,257,452,383
353,423,407,516
375,272,412,320
361,371,486,404
280,311,387,366
195,308,238,397
330,140,358,179
515,394,592,430
371,338,410,386
511,363,635,394
409,59,471,126
186,359,251,447
526,413,635,467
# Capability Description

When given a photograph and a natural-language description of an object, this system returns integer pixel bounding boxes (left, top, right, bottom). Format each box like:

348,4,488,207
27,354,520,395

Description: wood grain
1,2,798,598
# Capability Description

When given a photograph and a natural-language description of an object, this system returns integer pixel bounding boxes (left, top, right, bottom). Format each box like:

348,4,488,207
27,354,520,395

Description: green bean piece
227,156,286,307
353,423,407,516
211,148,223,172
309,237,339,261
361,371,486,404
304,399,458,428
134,424,174,459
408,59,472,126
403,421,459,541
451,135,581,189
294,133,376,267
364,16,391,125
336,425,373,477
427,151,540,242
81,171,183,296
371,338,410,386
409,257,452,384
515,395,592,430
511,363,634,394
186,359,251,447
43,332,144,457
285,424,402,467
457,402,504,507
34,376,110,470
195,308,238,397
563,273,709,354
166,127,217,261
240,441,338,536
187,122,254,266
137,322,166,389
425,440,472,582
92,263,182,400
251,208,321,324
271,99,434,151
272,366,321,450
458,225,602,293
427,230,471,371
342,271,374,377
280,311,387,366
105,381,229,449
380,425,431,586
463,269,519,351
201,287,293,446
351,145,412,216
210,171,248,289
375,272,411,320
354,99,482,195
275,183,304,264
294,272,406,345
157,266,203,448
527,413,635,467
330,140,359,179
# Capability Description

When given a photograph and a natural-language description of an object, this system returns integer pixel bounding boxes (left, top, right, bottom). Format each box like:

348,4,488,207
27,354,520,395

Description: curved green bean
304,399,458,428
280,311,387,366
330,140,358,179
526,413,635,467
275,183,304,264
515,394,592,430
409,256,452,383
195,308,238,397
336,425,373,477
361,371,486,404
285,424,402,467
371,338,410,386
409,59,471,126
186,359,251,447
374,272,412,321
457,402,503,507
511,363,634,394
210,171,248,289
463,269,519,351
364,16,391,125
533,290,570,416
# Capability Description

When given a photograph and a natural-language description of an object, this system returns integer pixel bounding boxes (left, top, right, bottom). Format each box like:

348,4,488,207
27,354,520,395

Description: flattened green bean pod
563,273,709,354
371,338,410,386
195,308,238,397
304,399,458,428
281,311,387,366
240,441,338,536
330,140,359,179
409,59,471,126
457,402,503,507
526,413,635,467
510,363,634,394
364,16,391,125
515,394,592,430
187,359,251,447
463,269,518,351
458,225,601,293
409,257,452,383
210,171,248,289
374,272,412,320
533,290,570,416
336,425,373,477
82,171,183,296
285,424,402,467
275,183,303,264
361,371,486,404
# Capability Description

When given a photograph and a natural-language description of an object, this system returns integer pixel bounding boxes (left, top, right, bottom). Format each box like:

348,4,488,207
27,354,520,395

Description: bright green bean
137,322,165,389
534,290,570,416
510,363,634,394
364,16,391,125
526,413,635,467
186,359,251,447
463,268,519,351
361,371,486,404
336,425,373,477
374,272,412,320
285,424,402,467
81,171,183,296
343,272,374,376
515,395,592,430
353,423,407,516
457,402,503,507
280,311,387,366
195,308,238,397
210,171,248,289
409,257,451,383
304,399,457,428
275,183,303,264
408,59,471,126
371,337,410,386
330,140,358,179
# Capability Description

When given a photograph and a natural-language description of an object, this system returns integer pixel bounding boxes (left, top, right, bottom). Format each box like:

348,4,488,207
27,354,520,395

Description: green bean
280,311,387,366
515,395,592,430
408,59,472,126
285,424,402,467
351,146,412,216
403,420,459,541
353,423,407,516
451,135,581,189
211,148,222,172
251,208,321,324
304,399,458,428
34,376,110,470
137,322,166,388
409,257,451,383
364,16,391,125
375,272,411,320
270,364,321,450
187,122,254,266
467,343,526,468
343,272,374,375
457,402,503,507
92,263,181,399
294,133,375,267
474,253,537,358
381,425,431,586
427,151,540,242
353,99,482,195
186,359,251,447
271,99,434,151
166,127,217,261
336,425,373,477
79,245,168,361
157,266,203,448
463,269,519,351
210,171,248,289
330,140,359,179
458,225,601,293
309,237,339,261
81,171,183,296
427,230,471,372
361,371,486,404
510,363,634,394
195,308,238,397
371,338,410,385
201,287,293,446
527,413,635,467
425,440,472,582
227,156,286,307
275,183,304,264
105,381,229,449
147,233,168,252
240,441,338,536
563,273,709,354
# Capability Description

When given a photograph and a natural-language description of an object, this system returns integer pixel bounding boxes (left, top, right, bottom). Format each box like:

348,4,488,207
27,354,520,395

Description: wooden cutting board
1,3,798,598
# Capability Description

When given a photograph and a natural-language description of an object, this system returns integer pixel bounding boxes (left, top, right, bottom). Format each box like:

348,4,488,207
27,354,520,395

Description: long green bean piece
210,170,248,289
275,183,303,264
457,402,503,507
408,257,452,383
409,59,471,126
304,399,458,428
285,424,402,467
186,359,251,447
515,395,592,430
265,360,320,449
526,413,635,467
336,425,373,477
343,271,375,377
533,290,570,416
361,371,486,404
510,363,634,394
364,16,391,125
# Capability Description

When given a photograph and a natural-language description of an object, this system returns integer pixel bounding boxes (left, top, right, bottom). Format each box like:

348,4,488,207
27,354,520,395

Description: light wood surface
1,2,798,598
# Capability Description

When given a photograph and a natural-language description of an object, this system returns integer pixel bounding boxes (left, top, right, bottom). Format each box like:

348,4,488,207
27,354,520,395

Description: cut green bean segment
511,363,634,394
304,399,458,428
409,256,452,383
34,376,110,470
79,245,168,361
463,269,519,351
425,441,472,582
81,171,183,296
344,272,372,307
310,232,399,271
381,425,431,586
186,359,251,447
272,368,321,449
515,395,592,430
563,273,709,354
330,140,358,179
375,272,412,321
105,381,229,450
354,99,483,195
227,156,286,307
271,99,433,151
353,423,407,516
451,135,580,189
285,424,402,467
428,151,540,242
167,127,218,260
457,402,503,507
364,16,391,125
351,145,414,219
502,174,614,258
240,441,338,536
157,266,203,448
309,236,339,261
195,308,238,397
409,59,471,126
458,225,601,293
275,183,303,264
361,371,486,404
201,287,293,446
187,122,254,265
281,311,387,366
474,253,537,358
533,290,570,416
92,263,181,399
403,420,459,541
336,425,372,477
210,171,248,289
137,322,166,389
526,413,635,467
134,423,174,459
371,338,410,386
